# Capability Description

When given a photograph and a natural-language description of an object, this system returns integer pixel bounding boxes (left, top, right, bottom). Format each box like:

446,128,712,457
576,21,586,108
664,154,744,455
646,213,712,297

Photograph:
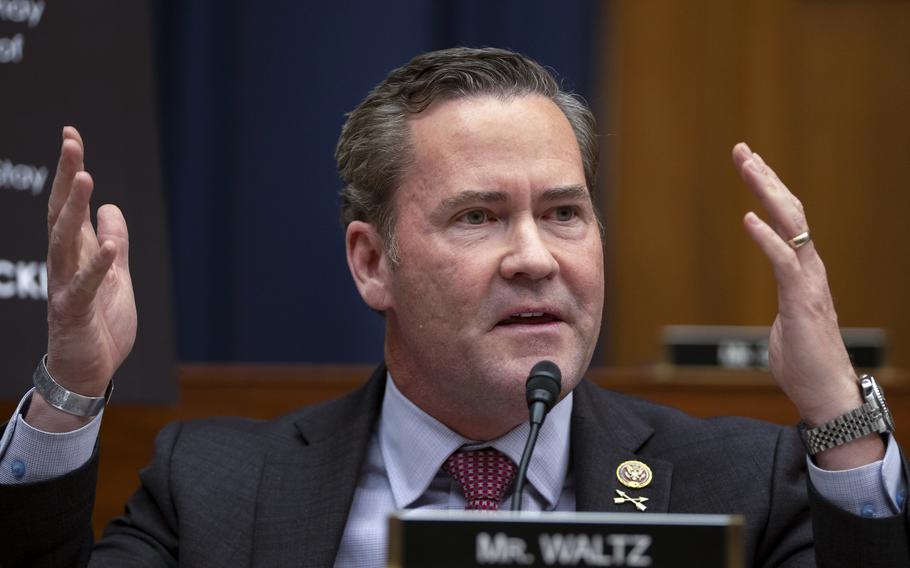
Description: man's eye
462,210,488,225
553,206,577,222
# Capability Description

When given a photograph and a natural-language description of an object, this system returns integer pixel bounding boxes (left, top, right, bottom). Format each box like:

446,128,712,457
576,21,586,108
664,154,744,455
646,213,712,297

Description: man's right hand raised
24,126,137,432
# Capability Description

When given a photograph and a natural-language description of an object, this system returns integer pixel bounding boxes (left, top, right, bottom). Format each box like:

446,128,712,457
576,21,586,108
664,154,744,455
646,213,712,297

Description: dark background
0,0,601,402
0,1,176,402
154,0,601,363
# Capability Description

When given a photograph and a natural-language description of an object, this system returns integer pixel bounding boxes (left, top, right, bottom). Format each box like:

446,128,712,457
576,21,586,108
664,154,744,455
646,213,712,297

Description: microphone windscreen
526,360,562,409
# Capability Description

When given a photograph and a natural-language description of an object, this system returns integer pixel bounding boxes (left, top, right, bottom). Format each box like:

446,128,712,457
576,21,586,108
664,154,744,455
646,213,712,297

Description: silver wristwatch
32,354,114,417
798,375,895,455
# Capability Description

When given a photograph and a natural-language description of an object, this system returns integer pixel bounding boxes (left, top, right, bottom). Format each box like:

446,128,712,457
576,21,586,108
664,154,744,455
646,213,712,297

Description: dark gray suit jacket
3,365,908,567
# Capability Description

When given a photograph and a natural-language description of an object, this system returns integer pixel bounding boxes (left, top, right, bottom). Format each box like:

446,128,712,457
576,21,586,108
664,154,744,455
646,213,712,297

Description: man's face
380,95,604,435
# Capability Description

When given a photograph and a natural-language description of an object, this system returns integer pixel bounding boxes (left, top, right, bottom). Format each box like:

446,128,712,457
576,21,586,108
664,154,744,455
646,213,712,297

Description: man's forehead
392,94,586,217
404,96,582,168
407,94,574,146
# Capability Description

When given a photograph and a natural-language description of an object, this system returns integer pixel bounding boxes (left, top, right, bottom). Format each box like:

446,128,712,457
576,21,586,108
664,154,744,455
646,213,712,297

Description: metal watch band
799,374,895,455
32,354,113,417
799,402,886,455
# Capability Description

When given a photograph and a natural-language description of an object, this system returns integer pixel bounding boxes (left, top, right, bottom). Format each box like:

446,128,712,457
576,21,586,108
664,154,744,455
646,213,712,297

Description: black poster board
0,0,176,403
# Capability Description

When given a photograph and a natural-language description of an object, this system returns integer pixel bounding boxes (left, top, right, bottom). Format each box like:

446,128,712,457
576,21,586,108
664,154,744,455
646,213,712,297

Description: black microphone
511,360,562,512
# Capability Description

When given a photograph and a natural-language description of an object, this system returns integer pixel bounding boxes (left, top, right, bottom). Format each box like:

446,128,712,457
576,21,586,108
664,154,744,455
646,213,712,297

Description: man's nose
499,218,559,281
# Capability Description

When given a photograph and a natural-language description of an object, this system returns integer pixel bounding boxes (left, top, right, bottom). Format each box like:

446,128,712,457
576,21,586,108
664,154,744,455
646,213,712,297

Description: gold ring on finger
787,231,811,249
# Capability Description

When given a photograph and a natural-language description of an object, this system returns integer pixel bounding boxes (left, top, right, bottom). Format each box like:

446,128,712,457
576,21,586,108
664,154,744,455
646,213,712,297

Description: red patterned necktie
443,448,517,510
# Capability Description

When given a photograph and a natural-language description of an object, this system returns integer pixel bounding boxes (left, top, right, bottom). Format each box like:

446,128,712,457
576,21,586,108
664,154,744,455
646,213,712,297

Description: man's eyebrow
437,185,590,213
440,190,508,210
539,185,590,202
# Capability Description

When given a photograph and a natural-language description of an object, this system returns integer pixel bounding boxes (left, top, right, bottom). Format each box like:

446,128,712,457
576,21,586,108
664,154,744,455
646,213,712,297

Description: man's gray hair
336,46,598,262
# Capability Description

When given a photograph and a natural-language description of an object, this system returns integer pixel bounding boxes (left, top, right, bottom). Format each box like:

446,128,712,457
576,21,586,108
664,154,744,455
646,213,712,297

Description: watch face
865,376,896,432
876,387,896,432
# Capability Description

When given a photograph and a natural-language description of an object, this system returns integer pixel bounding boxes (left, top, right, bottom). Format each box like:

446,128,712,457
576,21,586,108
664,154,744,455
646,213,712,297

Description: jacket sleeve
0,421,185,568
0,432,97,567
808,447,910,568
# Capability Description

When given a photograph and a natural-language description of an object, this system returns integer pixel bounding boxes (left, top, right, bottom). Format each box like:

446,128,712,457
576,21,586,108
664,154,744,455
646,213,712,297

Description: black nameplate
388,511,743,568
663,325,886,369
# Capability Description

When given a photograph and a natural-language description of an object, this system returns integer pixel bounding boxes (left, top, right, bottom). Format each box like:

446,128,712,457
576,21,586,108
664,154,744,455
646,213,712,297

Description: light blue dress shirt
334,376,575,567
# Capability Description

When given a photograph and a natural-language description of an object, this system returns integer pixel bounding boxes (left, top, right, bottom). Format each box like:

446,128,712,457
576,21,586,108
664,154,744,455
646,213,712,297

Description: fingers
97,204,130,270
47,127,127,305
731,142,753,169
48,127,85,229
48,171,95,287
732,142,810,250
743,211,801,284
70,241,117,310
63,125,84,152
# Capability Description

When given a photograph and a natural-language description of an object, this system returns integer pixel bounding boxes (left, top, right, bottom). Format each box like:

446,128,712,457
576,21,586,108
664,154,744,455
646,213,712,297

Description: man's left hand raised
732,142,885,470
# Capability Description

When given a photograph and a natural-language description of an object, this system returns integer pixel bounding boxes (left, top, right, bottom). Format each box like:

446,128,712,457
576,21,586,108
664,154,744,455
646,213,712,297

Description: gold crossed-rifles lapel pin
614,489,649,511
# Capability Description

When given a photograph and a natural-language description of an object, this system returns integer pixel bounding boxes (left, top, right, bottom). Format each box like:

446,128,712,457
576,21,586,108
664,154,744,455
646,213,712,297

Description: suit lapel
571,380,673,514
248,370,675,565
251,365,386,567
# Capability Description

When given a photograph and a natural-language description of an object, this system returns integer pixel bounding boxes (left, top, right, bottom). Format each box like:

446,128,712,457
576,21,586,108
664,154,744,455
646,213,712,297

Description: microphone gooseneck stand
511,360,562,512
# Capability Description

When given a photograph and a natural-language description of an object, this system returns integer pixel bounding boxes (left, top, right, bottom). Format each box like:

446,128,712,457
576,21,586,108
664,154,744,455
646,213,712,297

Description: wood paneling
3,364,909,537
603,0,910,367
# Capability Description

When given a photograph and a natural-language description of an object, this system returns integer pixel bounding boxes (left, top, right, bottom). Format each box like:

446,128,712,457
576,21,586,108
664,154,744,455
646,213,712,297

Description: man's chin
486,353,579,391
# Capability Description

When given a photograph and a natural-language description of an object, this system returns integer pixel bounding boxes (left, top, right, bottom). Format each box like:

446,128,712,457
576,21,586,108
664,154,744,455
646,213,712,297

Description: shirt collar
379,373,572,510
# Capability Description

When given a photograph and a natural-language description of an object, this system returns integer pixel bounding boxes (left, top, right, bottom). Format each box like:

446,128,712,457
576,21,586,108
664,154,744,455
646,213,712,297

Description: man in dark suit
2,47,907,566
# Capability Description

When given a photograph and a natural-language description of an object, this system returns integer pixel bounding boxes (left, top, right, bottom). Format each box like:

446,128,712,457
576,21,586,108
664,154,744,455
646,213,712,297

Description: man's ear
346,221,393,311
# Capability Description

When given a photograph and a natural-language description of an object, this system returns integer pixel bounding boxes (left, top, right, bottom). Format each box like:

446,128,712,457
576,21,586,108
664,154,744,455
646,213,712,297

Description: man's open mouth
497,312,561,326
